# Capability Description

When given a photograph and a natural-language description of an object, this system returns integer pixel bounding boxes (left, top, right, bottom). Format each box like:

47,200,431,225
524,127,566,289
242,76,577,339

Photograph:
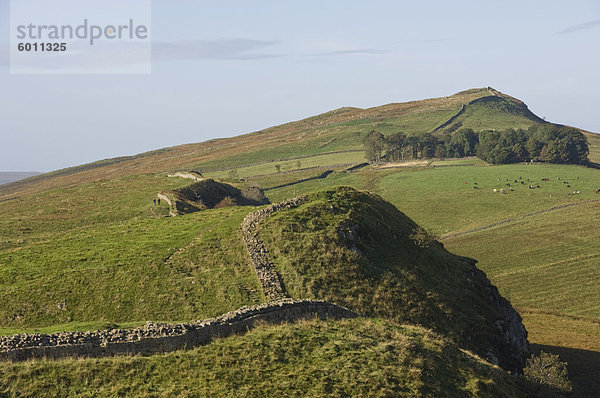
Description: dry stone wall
0,299,357,362
240,196,309,300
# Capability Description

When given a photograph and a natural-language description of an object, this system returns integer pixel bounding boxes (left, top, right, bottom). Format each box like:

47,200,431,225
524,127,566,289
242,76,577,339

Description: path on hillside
441,199,600,240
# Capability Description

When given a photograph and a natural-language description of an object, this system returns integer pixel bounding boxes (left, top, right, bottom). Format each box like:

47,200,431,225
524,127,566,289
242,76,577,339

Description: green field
203,151,366,179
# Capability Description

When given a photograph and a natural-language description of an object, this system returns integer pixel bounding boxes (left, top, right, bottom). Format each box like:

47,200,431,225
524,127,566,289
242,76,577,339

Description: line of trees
364,124,589,165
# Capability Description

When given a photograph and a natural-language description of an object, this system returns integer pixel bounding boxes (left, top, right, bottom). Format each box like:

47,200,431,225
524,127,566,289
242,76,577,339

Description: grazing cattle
567,185,570,188
537,185,540,188
509,187,514,191
529,185,534,189
474,182,478,185
521,181,525,184
506,183,511,187
493,189,497,192
519,176,522,180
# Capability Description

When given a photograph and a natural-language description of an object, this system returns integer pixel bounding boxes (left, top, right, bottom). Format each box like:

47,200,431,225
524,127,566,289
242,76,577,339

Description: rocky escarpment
0,299,357,362
240,196,309,301
461,256,529,372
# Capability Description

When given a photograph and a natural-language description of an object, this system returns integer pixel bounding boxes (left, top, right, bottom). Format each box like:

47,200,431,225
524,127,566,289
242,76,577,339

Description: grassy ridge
259,187,527,368
0,318,524,398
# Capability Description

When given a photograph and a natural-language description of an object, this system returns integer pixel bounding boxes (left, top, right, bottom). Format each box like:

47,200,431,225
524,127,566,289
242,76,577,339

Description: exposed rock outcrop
161,179,269,216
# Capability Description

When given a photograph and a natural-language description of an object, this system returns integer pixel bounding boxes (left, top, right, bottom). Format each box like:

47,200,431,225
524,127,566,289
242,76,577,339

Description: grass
260,163,600,395
203,151,366,179
454,99,539,132
443,201,600,319
583,131,600,164
0,318,525,398
265,163,600,235
0,174,263,330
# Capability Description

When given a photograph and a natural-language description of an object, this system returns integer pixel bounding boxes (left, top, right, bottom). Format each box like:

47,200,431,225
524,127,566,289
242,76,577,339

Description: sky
0,0,599,172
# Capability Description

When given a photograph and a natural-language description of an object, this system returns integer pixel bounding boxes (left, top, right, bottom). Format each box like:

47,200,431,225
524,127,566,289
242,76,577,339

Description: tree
275,164,282,173
451,128,478,157
364,131,386,162
407,136,421,159
420,134,438,159
385,132,406,162
228,169,239,180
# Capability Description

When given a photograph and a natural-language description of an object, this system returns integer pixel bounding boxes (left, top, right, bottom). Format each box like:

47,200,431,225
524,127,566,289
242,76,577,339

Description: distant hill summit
259,187,529,372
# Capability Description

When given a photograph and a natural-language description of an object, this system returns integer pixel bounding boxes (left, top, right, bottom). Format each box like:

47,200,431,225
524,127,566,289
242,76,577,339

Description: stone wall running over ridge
240,196,309,300
0,299,357,362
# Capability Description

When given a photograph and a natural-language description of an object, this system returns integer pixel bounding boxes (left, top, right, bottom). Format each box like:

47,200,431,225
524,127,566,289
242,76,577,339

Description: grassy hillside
0,318,527,398
443,200,600,396
257,162,600,395
259,187,527,370
1,87,598,394
0,175,264,333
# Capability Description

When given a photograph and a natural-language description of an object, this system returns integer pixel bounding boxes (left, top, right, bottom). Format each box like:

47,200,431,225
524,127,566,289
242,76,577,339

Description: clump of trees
364,128,479,162
477,125,588,165
364,124,589,166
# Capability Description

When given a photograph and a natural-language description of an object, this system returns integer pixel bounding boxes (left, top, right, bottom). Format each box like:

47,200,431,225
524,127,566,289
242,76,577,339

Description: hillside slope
0,88,546,201
0,318,528,398
259,187,528,371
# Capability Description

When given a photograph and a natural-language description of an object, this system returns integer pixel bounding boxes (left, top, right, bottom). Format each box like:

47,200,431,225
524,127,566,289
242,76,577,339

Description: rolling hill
0,87,598,396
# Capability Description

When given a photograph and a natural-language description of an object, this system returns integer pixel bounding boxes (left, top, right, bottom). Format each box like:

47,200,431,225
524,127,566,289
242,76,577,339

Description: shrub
523,351,572,394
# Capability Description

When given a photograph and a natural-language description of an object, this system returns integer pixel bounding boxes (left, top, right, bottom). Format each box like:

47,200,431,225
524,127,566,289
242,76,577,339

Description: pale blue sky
1,0,599,171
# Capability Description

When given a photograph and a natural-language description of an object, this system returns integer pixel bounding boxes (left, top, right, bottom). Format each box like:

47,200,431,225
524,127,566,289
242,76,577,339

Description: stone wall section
240,196,309,300
0,299,357,362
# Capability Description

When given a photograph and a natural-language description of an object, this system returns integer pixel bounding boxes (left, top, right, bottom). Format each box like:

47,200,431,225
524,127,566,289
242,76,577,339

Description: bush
523,351,572,394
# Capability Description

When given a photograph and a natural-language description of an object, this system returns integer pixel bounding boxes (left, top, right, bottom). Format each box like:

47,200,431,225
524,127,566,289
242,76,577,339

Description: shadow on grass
587,161,600,170
531,344,600,398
